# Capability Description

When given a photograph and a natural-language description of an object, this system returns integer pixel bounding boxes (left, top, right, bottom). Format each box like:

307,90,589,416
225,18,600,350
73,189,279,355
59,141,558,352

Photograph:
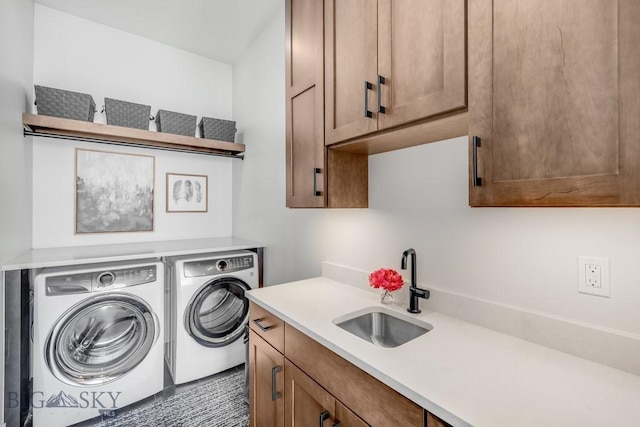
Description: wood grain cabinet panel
249,302,285,354
469,0,640,206
286,0,326,208
286,0,368,208
324,0,378,144
285,324,423,427
377,0,467,131
325,0,467,145
285,360,369,427
249,330,285,427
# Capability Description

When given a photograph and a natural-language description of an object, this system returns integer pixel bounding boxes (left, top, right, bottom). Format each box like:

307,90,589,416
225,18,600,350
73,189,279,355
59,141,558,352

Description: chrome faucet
401,248,430,314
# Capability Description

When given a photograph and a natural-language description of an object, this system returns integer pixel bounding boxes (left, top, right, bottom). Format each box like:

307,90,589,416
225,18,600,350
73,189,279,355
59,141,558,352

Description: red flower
369,268,404,292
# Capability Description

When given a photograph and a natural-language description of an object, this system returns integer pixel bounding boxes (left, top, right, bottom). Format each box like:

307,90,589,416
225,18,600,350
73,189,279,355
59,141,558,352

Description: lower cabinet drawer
249,302,285,353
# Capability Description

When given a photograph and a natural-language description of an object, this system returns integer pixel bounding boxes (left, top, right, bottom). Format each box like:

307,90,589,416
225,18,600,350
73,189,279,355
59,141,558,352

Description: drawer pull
271,365,282,400
377,75,386,114
313,167,323,197
252,318,272,332
364,81,373,118
472,135,483,186
319,410,330,427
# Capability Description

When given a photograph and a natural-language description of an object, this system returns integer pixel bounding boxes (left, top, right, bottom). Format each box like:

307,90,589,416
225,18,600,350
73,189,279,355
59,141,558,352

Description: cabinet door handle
313,167,323,196
377,75,386,114
319,410,330,427
364,81,373,118
252,318,272,331
271,366,282,400
472,136,483,186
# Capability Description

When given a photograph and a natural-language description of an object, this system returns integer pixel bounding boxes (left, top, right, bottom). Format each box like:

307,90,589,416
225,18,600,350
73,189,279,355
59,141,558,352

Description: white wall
0,0,34,264
233,6,640,348
0,1,34,424
232,8,325,284
32,5,234,247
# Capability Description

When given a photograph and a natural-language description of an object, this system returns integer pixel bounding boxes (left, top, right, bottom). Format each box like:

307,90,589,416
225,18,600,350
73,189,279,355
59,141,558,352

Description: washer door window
45,294,157,386
185,277,249,347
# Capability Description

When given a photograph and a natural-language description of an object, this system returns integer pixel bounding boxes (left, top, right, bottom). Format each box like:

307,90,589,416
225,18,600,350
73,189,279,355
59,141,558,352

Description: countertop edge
2,237,264,271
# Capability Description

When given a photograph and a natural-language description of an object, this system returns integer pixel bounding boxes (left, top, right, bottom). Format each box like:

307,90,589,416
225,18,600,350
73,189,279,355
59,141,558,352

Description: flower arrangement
369,268,404,292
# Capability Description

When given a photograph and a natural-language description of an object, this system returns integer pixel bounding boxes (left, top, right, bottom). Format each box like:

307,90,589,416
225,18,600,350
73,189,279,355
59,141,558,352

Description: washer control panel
46,265,157,296
184,254,255,278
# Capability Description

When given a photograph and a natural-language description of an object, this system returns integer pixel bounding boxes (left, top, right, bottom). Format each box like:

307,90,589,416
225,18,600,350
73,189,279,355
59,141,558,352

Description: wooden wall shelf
22,113,245,159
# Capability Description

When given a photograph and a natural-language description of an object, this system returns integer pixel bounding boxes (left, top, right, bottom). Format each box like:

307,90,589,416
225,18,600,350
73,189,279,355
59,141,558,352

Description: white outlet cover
578,256,610,297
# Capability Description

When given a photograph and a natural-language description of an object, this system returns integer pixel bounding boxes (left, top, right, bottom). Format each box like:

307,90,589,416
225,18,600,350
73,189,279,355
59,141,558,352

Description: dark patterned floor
74,364,248,427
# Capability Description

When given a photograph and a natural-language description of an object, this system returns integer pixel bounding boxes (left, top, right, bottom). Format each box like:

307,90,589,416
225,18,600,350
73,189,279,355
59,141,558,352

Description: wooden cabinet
248,302,452,427
285,324,423,427
325,0,467,145
468,0,640,206
285,360,368,427
285,0,368,208
249,330,285,427
285,0,325,208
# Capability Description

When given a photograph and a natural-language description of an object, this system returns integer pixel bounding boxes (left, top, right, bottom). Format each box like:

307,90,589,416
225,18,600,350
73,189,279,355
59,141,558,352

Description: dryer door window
45,293,157,386
185,277,250,348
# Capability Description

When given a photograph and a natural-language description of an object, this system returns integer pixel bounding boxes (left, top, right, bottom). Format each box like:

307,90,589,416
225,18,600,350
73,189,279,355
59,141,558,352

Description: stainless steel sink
333,307,432,348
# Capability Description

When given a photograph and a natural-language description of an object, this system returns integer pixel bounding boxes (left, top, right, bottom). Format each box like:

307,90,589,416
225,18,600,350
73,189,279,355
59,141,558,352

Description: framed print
166,173,208,213
75,148,155,233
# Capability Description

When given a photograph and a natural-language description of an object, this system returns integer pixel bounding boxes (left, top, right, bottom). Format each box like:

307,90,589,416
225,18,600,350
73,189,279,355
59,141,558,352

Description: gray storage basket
104,98,152,130
34,85,96,122
155,109,197,137
199,117,237,142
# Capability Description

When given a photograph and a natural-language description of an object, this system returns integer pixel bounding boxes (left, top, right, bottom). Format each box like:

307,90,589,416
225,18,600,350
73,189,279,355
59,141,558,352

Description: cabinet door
377,0,467,130
325,0,378,144
249,330,284,427
469,0,640,206
286,0,325,207
284,360,336,427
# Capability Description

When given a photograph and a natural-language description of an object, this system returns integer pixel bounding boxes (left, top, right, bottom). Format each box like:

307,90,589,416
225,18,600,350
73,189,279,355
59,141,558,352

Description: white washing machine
165,250,258,385
32,259,164,427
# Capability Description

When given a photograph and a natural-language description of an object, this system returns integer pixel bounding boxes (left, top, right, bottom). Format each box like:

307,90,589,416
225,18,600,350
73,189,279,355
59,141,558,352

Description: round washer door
45,293,157,386
184,277,250,348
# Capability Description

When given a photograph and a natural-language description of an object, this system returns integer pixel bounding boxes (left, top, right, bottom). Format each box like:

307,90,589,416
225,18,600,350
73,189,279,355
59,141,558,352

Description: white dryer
32,259,164,427
165,250,258,385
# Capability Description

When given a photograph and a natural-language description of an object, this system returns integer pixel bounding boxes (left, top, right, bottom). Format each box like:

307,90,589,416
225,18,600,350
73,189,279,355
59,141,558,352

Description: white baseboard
321,261,640,376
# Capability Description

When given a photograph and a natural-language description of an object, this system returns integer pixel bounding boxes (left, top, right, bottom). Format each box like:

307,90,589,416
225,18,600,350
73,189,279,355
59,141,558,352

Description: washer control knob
216,260,228,272
97,272,116,287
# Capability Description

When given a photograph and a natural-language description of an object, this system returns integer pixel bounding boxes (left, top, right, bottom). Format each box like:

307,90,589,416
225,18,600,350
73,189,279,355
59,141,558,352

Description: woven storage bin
199,117,237,142
155,109,197,137
34,85,96,122
104,98,151,130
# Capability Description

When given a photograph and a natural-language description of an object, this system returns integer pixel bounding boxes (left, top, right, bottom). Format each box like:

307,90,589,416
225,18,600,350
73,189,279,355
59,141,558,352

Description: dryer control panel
184,254,255,278
46,265,157,296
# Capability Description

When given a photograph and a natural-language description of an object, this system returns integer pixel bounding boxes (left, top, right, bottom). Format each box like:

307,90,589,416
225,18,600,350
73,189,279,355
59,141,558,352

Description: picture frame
166,173,208,213
75,148,155,234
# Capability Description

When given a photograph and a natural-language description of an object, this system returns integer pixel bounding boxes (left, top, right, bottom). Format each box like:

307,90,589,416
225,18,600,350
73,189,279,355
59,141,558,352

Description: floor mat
97,369,249,427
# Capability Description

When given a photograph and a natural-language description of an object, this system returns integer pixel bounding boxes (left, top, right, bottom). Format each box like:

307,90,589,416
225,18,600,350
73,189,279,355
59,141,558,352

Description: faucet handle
412,287,430,299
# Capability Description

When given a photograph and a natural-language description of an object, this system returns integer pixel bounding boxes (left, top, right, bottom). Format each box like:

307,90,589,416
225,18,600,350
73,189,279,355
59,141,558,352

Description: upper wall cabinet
285,0,326,208
469,0,640,206
285,0,368,208
324,0,467,146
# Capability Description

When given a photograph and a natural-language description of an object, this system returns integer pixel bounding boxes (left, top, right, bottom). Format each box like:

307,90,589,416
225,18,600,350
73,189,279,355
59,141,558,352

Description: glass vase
380,289,394,304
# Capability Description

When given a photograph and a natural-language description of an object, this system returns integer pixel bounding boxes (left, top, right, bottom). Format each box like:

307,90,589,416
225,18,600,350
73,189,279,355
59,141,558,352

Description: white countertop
246,277,640,427
1,237,264,271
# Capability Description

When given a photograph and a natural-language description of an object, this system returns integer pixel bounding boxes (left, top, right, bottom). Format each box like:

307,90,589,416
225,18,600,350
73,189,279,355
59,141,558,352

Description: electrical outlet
578,256,610,297
585,264,601,288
